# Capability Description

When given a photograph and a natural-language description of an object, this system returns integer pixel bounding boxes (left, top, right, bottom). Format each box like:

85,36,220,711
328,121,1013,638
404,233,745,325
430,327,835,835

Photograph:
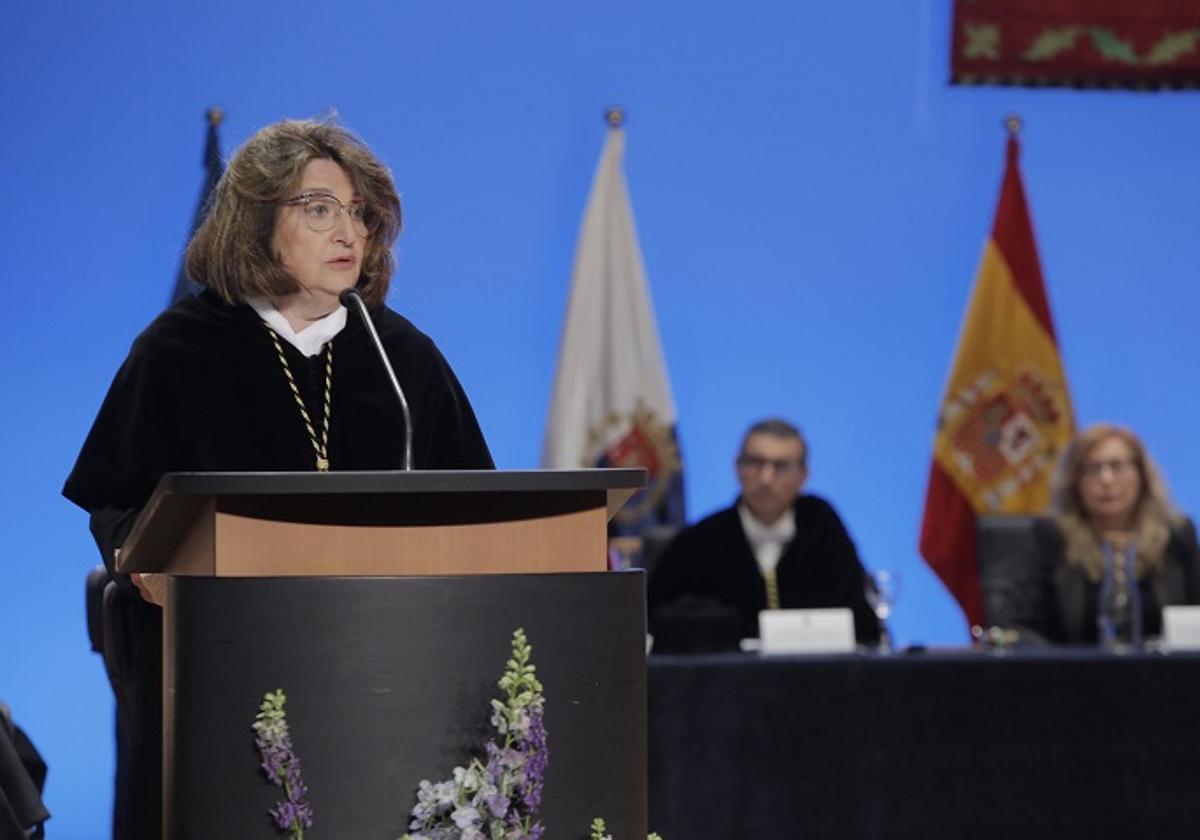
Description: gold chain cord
264,325,333,471
764,569,781,611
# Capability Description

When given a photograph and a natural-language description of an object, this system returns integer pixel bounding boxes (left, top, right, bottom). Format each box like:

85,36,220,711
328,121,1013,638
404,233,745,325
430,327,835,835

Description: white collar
248,296,347,358
738,502,797,546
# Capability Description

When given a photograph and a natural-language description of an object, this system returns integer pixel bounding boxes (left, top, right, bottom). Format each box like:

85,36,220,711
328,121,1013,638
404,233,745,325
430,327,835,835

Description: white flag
542,117,684,531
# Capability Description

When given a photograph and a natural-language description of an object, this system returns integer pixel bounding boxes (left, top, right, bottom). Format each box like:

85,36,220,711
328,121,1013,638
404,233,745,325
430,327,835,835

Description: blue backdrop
4,2,1199,835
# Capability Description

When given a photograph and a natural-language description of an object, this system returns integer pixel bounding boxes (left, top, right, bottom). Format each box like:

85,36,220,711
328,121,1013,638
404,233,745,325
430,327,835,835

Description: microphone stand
339,288,414,470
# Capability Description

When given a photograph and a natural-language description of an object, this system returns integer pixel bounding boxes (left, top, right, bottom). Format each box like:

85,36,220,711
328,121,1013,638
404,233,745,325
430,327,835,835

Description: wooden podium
119,469,648,839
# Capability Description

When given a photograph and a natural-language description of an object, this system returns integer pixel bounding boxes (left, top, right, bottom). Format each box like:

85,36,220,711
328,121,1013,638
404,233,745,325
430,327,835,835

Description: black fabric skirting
648,649,1200,839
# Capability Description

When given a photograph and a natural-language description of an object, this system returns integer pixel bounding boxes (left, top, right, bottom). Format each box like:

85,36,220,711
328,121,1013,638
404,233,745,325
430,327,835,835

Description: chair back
638,525,680,576
85,565,109,653
976,514,1038,628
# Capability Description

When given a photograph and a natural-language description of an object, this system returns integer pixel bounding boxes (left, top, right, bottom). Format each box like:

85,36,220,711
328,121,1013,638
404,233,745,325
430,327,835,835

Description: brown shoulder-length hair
184,118,402,307
1050,422,1179,581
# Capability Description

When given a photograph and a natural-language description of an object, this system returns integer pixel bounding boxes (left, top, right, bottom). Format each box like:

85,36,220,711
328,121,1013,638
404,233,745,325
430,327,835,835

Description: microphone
340,288,414,470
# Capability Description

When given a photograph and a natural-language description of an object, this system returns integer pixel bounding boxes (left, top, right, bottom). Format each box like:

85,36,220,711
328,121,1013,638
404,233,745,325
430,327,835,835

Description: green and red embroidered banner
951,0,1200,89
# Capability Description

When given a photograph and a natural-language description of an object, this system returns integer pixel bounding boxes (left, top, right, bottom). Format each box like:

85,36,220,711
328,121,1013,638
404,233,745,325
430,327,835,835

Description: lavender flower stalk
253,689,314,839
401,629,548,840
590,818,664,840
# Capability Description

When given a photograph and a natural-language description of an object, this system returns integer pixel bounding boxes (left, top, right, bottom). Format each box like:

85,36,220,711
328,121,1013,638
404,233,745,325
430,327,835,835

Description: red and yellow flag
919,129,1074,628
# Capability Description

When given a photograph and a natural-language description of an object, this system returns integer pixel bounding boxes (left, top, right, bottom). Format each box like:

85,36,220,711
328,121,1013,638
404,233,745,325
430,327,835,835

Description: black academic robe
62,289,493,840
0,712,49,838
647,495,882,645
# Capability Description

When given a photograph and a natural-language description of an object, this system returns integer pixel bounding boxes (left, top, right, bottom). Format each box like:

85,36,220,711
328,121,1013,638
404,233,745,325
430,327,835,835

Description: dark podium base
165,573,647,839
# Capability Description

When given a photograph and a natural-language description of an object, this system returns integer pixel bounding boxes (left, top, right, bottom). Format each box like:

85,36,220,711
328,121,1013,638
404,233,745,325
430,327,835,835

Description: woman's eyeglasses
1080,457,1137,479
280,192,377,237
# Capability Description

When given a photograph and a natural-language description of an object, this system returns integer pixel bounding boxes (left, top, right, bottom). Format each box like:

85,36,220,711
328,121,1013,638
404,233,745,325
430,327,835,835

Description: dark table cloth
648,649,1200,839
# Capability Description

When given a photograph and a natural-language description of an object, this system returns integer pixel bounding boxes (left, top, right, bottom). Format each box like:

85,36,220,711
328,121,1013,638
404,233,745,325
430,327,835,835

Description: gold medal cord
264,325,333,471
764,569,781,611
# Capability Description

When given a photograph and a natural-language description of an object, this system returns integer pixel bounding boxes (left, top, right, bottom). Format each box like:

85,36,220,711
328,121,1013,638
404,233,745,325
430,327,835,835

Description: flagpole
604,106,625,128
171,107,226,303
1004,113,1022,136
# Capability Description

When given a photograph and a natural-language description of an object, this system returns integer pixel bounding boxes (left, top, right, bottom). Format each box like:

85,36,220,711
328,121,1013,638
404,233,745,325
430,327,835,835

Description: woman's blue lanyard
1101,538,1141,642
1101,539,1137,580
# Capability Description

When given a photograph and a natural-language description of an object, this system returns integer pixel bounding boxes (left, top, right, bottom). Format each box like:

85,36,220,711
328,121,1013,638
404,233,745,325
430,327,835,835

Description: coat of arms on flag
941,365,1067,510
587,403,682,527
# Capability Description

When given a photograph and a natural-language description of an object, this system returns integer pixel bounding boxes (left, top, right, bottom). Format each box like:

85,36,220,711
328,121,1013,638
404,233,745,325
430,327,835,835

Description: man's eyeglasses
737,454,804,475
280,192,377,237
1080,457,1137,479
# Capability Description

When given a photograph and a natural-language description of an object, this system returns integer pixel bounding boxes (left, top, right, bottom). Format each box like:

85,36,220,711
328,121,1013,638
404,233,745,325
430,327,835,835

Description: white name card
759,608,856,655
1163,606,1200,651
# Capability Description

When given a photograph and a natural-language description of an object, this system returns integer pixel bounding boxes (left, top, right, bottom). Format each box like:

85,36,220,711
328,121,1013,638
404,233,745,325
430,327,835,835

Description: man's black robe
647,495,882,645
62,289,494,840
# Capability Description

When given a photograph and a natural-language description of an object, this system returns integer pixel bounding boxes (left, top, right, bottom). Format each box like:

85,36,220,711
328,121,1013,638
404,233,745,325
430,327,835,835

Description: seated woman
1013,423,1200,645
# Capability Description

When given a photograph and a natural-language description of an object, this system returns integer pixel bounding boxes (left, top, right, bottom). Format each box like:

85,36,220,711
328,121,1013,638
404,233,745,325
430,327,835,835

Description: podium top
152,468,646,497
119,469,647,574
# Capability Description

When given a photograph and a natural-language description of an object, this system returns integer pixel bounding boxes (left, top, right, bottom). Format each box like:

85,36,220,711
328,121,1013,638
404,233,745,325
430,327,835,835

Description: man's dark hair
740,417,807,468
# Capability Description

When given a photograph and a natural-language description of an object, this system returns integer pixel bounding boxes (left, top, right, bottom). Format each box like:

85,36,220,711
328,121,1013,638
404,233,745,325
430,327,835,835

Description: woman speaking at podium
63,118,493,839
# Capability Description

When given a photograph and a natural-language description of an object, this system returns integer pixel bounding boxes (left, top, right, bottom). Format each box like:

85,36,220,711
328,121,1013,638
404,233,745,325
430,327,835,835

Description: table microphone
339,287,414,470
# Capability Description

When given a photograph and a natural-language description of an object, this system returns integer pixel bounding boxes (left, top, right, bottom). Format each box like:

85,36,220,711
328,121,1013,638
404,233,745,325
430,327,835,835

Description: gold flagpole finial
604,106,625,128
206,106,225,127
1004,114,1022,136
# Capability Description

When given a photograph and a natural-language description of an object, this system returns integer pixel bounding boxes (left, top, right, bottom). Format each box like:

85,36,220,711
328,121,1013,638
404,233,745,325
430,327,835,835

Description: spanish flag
919,125,1074,629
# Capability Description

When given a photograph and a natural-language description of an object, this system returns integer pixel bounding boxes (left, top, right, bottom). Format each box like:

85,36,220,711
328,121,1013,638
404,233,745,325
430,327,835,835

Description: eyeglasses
1080,457,1137,479
280,192,377,237
737,454,804,475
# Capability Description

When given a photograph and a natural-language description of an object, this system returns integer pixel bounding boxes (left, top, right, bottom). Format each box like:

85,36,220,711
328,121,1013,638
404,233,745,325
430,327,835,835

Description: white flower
454,763,485,793
451,805,482,830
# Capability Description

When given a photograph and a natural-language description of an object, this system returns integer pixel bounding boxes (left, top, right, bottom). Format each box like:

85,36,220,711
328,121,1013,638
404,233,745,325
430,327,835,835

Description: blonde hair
1050,423,1178,581
184,118,402,307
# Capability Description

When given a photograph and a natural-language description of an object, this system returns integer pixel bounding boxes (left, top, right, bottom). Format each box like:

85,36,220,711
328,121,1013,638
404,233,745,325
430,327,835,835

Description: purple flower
485,792,510,818
253,690,313,839
519,706,548,812
404,630,548,840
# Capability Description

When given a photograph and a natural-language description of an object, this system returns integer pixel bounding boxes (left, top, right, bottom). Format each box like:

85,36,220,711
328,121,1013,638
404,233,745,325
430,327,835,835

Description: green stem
282,768,304,840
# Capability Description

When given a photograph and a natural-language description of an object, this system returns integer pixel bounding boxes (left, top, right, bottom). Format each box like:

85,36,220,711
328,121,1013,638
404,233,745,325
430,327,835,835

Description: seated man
647,418,881,646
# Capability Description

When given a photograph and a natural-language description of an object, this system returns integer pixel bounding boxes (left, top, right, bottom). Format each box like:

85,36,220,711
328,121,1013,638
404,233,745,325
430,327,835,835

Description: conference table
647,648,1200,839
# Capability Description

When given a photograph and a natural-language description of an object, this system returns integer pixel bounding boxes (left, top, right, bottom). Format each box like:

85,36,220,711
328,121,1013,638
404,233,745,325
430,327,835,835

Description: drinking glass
866,569,901,651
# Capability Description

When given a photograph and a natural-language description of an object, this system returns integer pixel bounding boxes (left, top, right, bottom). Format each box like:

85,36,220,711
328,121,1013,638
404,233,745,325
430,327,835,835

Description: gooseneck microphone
339,288,414,470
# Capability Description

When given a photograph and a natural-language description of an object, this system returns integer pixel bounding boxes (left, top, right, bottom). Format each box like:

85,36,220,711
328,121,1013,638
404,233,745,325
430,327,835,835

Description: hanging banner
951,0,1200,89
